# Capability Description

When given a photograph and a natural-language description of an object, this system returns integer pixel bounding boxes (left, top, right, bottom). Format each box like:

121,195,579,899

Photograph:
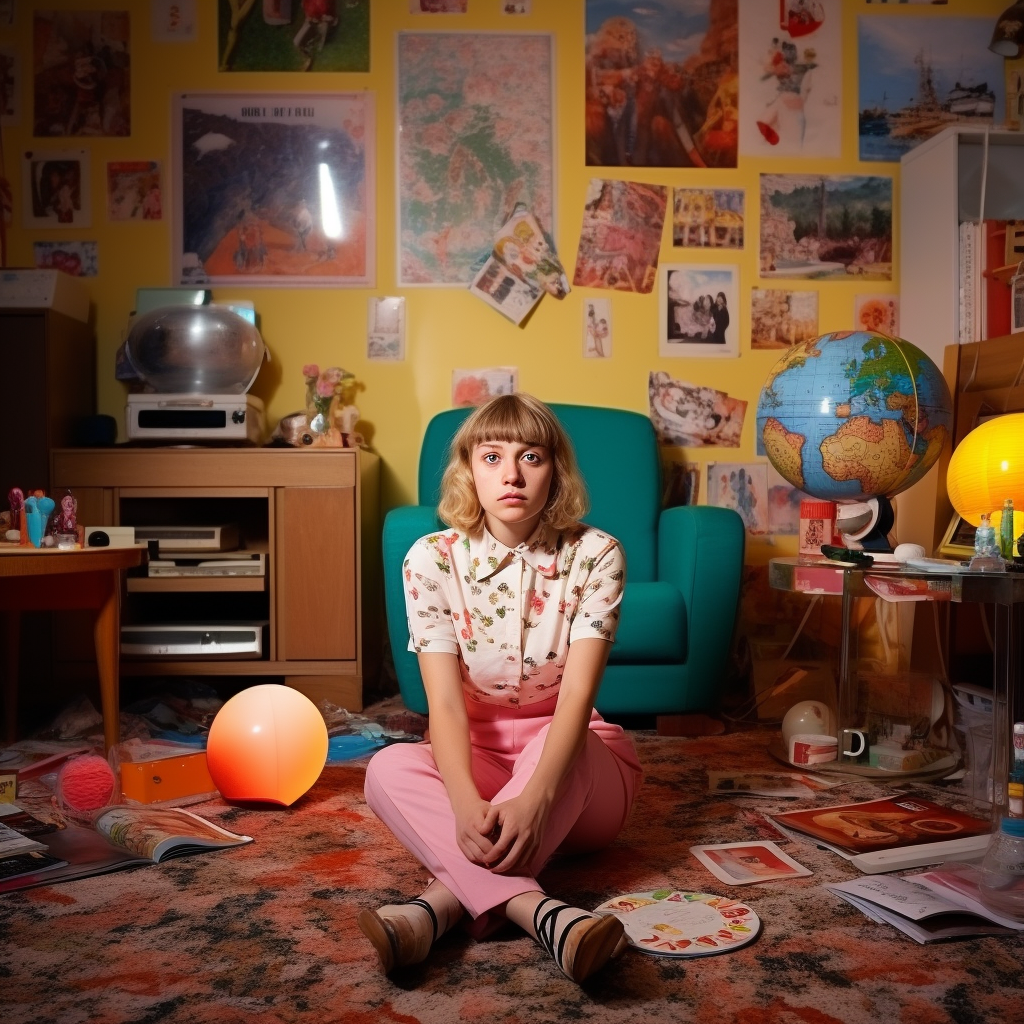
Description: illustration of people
294,0,338,71
757,38,817,147
141,181,162,220
585,305,609,357
234,211,267,271
66,45,105,135
293,199,314,251
711,291,730,345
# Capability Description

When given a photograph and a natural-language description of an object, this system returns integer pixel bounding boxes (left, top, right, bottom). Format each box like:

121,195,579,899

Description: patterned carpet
3,728,1023,1024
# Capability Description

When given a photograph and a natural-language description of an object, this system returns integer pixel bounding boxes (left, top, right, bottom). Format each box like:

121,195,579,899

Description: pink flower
322,367,344,385
530,593,546,614
302,363,320,379
316,378,335,398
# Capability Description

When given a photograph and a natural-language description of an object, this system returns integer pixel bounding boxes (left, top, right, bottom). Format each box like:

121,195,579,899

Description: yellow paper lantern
946,413,1024,540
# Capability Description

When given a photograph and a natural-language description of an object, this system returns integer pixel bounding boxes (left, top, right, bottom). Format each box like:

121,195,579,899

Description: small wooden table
0,545,145,752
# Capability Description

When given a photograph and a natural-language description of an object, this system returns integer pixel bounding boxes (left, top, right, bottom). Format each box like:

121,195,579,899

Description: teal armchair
382,404,745,716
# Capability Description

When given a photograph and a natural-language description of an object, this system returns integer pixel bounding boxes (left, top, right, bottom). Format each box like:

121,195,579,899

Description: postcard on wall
32,9,130,137
855,293,899,335
574,179,667,293
661,456,700,508
217,0,369,73
707,462,769,536
1,47,20,127
22,149,91,228
584,0,739,169
151,0,197,42
648,371,746,448
760,173,892,280
173,92,375,288
672,188,744,249
107,161,163,221
33,241,98,278
690,841,812,885
452,367,518,408
367,296,406,362
738,0,841,160
397,32,554,286
660,265,738,358
858,16,1001,163
584,298,612,358
767,465,810,537
750,288,818,350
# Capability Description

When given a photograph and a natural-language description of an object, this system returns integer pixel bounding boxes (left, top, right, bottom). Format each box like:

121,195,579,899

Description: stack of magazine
770,794,993,873
0,802,251,894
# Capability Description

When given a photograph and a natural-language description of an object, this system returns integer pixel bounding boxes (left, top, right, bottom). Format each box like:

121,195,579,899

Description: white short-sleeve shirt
403,522,625,708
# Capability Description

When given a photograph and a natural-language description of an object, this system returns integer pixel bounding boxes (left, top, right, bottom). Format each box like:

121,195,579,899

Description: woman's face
471,440,553,547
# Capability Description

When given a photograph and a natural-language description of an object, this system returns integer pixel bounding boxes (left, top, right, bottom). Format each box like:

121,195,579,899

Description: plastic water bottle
978,818,1024,921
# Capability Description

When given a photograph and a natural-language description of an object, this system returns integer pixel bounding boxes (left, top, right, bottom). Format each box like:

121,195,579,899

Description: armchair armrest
658,505,745,701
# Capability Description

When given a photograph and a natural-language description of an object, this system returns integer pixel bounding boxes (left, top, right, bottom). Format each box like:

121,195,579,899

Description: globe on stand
756,330,953,553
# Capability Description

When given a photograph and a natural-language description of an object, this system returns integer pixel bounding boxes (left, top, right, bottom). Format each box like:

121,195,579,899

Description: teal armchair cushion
383,404,744,716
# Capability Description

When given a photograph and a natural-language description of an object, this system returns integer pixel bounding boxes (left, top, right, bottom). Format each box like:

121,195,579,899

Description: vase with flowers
302,364,360,447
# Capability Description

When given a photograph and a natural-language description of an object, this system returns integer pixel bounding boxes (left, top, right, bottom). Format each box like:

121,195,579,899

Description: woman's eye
483,453,500,464
522,452,541,464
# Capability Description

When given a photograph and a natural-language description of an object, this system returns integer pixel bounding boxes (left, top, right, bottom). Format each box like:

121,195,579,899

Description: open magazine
771,795,993,873
0,805,252,895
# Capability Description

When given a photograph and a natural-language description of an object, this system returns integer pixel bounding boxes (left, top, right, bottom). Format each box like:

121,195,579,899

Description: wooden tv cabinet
51,447,380,712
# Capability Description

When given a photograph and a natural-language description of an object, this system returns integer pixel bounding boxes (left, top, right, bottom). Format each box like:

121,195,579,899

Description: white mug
788,733,838,766
782,700,836,748
842,728,868,758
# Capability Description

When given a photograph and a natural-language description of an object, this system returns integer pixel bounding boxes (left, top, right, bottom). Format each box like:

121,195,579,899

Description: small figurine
970,512,1004,572
51,491,78,535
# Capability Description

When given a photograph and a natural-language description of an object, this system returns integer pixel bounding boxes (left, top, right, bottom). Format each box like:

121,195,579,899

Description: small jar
798,500,836,557
978,817,1024,922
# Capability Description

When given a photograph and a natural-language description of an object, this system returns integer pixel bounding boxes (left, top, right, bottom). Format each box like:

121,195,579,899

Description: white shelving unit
899,126,1024,554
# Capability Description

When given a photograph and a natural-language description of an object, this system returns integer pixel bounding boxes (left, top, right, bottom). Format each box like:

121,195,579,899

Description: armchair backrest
417,404,661,581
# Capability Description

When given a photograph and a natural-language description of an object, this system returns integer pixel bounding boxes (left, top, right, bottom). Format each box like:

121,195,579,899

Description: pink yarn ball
56,754,117,813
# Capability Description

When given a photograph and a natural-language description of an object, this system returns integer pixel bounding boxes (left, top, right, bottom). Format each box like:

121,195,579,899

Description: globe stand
835,496,895,553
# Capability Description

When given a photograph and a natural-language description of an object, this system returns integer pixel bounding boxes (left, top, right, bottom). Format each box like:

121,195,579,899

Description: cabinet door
276,486,357,660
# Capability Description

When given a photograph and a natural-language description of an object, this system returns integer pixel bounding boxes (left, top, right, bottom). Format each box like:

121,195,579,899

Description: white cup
788,733,838,766
782,700,836,748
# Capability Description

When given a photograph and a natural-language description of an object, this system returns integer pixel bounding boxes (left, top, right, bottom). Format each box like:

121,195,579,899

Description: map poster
172,92,375,288
397,32,555,287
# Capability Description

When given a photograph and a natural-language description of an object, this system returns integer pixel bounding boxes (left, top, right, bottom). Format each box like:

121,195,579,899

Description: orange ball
206,684,328,806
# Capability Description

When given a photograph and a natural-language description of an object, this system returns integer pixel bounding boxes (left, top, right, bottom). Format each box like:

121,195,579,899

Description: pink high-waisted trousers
363,693,642,934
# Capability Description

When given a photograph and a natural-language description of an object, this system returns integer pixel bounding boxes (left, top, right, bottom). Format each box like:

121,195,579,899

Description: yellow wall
0,0,1008,558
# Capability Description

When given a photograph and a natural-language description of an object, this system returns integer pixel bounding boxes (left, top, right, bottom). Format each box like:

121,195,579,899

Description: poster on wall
854,293,899,335
672,188,744,249
396,32,554,286
172,92,375,288
217,0,369,73
706,462,769,536
584,0,738,168
648,371,747,448
452,367,518,407
858,16,1002,162
750,288,818,350
32,9,130,137
107,161,163,221
21,149,91,227
738,0,841,159
660,264,738,358
584,298,612,358
34,240,98,277
760,173,892,280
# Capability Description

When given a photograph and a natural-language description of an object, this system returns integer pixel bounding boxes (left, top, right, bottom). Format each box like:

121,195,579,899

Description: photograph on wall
662,456,700,507
152,0,197,42
573,178,666,293
0,47,19,126
858,16,1002,162
659,264,737,358
750,288,818,350
760,173,892,280
107,161,162,221
648,371,747,448
367,296,406,361
218,0,368,73
33,240,98,277
706,462,769,536
22,149,91,227
397,32,554,286
854,293,900,335
767,465,811,536
452,367,518,407
739,0,841,159
584,0,739,168
584,298,612,358
672,188,744,249
173,92,374,288
32,9,130,137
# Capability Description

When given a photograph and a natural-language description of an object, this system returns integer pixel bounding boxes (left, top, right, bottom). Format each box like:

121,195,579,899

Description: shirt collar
470,522,563,580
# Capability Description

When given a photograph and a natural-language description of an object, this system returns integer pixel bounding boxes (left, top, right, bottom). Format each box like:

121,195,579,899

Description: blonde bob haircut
437,393,589,535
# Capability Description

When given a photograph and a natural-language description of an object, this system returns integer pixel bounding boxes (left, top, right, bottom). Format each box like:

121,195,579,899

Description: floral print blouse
403,522,625,708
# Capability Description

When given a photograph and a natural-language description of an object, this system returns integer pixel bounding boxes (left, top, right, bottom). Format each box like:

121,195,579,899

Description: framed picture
396,32,554,286
939,512,976,560
659,264,738,357
172,92,375,287
22,149,91,228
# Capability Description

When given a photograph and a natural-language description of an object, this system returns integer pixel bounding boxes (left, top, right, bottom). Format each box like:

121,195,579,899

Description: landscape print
585,0,739,168
858,16,1003,162
760,173,892,280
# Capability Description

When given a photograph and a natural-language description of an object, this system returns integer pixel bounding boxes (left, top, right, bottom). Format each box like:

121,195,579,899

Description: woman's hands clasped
481,792,553,876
